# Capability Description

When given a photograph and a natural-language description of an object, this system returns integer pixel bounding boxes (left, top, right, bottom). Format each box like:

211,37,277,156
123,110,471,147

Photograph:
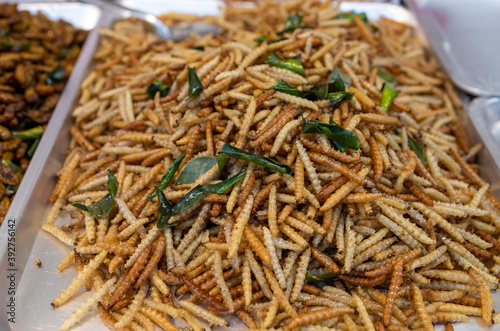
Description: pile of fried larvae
41,1,500,330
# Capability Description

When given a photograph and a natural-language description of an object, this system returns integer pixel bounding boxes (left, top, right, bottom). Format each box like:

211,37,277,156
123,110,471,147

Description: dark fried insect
0,4,87,224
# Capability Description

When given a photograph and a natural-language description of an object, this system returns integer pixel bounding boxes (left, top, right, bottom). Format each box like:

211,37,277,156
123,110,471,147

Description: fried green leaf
394,130,427,164
1,158,22,176
277,13,312,35
380,82,399,111
56,48,71,60
336,12,368,23
46,64,64,85
171,171,245,215
408,135,427,164
265,51,305,76
326,91,354,105
107,169,118,198
327,66,352,92
27,138,40,159
156,185,175,229
188,67,204,98
73,170,118,218
220,143,292,175
203,171,246,194
215,153,229,172
147,78,170,99
0,40,31,51
301,116,360,152
269,79,303,97
175,156,218,185
12,126,43,140
149,153,186,200
375,67,396,85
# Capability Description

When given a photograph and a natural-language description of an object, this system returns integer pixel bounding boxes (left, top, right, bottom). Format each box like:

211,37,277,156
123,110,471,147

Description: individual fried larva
245,247,273,300
242,257,252,307
308,152,366,185
448,294,482,308
310,246,340,274
352,293,375,331
420,289,464,302
437,303,482,316
263,226,286,288
376,214,421,249
411,283,434,331
244,227,271,266
134,235,165,290
429,312,470,324
59,276,116,331
108,244,153,307
52,250,108,307
139,306,177,331
383,258,404,326
469,267,493,326
291,248,311,302
287,307,354,329
41,223,74,246
406,245,448,271
340,274,387,287
365,248,421,278
115,282,148,328
263,266,297,318
294,157,305,203
212,250,235,312
321,167,370,211
177,300,229,327
296,140,322,194
227,194,254,259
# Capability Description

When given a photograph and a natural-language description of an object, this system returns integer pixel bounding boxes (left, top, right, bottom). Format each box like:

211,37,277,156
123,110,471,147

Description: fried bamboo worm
134,235,166,290
288,307,354,329
108,244,153,307
383,259,404,326
174,270,228,312
52,250,108,307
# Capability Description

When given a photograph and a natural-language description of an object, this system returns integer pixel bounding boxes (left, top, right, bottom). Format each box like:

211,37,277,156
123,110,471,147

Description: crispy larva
178,300,229,327
59,277,116,331
470,267,493,326
411,283,434,331
353,293,375,331
263,226,286,289
115,282,148,328
290,248,311,302
41,223,74,246
52,250,108,307
212,250,235,312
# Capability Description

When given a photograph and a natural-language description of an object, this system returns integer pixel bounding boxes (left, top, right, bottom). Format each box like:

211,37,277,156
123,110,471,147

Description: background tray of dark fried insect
0,1,499,330
0,2,100,225
0,0,103,328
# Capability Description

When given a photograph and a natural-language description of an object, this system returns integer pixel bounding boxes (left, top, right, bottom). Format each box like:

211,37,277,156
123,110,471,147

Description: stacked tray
1,1,500,330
